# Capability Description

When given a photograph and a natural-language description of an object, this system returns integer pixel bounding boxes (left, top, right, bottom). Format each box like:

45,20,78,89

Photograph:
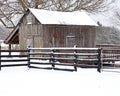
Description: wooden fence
96,44,120,67
96,44,120,49
28,47,102,72
100,49,120,69
0,49,28,70
1,47,120,72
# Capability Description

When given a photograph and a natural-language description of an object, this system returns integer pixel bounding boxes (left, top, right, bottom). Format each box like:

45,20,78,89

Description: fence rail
1,47,120,72
28,47,102,72
96,44,120,69
0,49,28,70
102,49,120,67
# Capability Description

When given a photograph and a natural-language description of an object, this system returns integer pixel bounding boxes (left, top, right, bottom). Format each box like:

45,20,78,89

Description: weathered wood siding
19,12,96,50
19,24,43,50
19,12,43,50
42,25,95,48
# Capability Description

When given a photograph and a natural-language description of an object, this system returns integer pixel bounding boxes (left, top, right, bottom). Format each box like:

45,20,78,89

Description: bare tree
48,0,115,12
0,0,116,28
0,0,23,28
17,0,115,12
112,8,120,27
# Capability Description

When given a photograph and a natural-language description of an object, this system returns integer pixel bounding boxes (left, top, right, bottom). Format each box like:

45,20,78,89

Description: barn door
66,35,76,47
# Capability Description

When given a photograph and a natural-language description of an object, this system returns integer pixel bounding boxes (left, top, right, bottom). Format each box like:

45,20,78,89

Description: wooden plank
29,52,98,56
29,52,51,55
54,62,76,66
30,57,51,60
104,54,120,56
103,59,120,61
1,59,28,62
76,64,98,68
0,55,28,57
28,47,100,51
53,57,75,61
29,66,52,70
77,59,98,62
30,62,51,65
1,64,28,67
53,68,75,72
0,50,28,52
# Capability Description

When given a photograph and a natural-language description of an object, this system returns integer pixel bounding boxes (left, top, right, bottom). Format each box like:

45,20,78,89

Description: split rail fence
28,47,102,72
0,47,102,72
1,47,120,72
97,44,120,68
0,49,28,70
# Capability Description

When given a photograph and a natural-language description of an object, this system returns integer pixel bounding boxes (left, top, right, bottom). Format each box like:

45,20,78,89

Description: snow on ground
0,66,120,96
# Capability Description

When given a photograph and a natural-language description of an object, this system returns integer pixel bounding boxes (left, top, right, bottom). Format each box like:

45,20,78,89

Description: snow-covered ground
0,49,120,96
0,66,120,96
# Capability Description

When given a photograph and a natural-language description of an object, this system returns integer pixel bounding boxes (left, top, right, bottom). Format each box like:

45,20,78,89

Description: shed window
27,14,32,24
66,35,76,47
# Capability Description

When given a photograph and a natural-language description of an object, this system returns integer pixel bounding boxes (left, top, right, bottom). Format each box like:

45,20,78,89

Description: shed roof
29,8,97,26
4,8,97,44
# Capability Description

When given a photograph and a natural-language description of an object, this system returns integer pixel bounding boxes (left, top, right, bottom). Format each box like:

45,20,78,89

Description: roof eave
4,24,19,44
4,9,30,44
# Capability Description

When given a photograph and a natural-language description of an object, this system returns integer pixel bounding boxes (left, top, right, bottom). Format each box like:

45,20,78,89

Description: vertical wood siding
19,13,43,50
19,13,96,50
42,25,95,48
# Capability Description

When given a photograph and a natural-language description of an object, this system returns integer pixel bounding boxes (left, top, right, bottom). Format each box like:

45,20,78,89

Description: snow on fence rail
0,50,28,70
0,47,102,72
28,47,102,72
0,47,120,72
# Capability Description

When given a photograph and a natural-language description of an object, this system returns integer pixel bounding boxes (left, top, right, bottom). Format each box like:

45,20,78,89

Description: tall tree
0,0,116,28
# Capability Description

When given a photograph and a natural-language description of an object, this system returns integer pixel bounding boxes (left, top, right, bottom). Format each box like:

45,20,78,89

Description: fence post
27,47,30,68
51,49,55,69
9,44,11,57
74,49,77,71
97,48,102,73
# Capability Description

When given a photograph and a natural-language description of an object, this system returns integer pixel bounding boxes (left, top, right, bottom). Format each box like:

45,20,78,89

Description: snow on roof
29,8,98,26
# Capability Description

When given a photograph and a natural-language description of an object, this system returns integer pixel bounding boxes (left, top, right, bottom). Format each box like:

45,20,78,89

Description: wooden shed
4,8,97,50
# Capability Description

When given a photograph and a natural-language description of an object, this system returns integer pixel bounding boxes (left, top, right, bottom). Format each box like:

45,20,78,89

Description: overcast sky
90,0,120,28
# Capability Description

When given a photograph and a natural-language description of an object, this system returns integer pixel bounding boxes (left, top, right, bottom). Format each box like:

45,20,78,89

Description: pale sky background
90,0,120,28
